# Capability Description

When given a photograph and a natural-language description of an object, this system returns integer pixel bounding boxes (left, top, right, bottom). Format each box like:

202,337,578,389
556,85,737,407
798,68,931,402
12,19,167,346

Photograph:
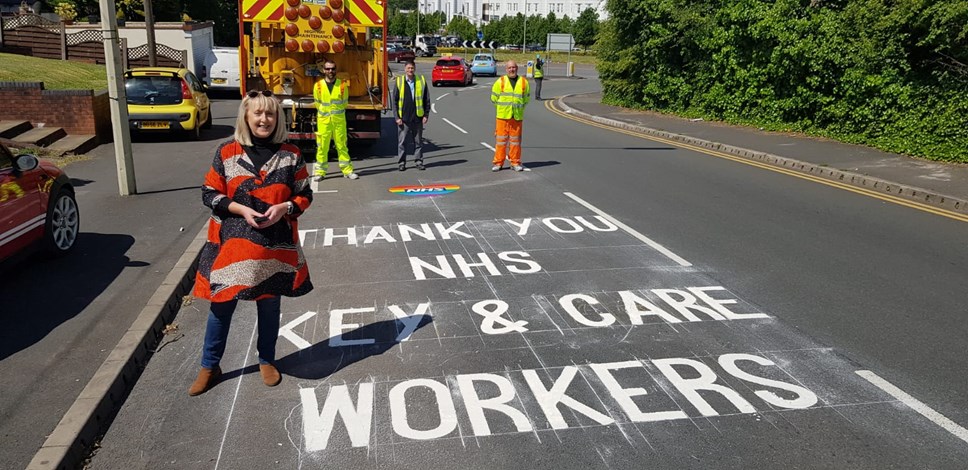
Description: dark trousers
201,297,281,368
397,120,424,164
534,77,543,99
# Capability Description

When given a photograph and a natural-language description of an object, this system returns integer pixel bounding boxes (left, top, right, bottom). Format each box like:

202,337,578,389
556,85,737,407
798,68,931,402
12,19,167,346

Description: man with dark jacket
391,61,431,170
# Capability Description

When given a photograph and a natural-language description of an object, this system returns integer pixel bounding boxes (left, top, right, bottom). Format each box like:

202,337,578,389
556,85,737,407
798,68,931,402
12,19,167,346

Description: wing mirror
14,154,39,174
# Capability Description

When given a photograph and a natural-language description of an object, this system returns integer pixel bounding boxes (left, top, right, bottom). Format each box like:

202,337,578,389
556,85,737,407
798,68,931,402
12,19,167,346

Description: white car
206,47,240,92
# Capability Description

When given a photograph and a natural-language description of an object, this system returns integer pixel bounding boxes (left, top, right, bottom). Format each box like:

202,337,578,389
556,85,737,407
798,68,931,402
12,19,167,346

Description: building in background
418,0,607,25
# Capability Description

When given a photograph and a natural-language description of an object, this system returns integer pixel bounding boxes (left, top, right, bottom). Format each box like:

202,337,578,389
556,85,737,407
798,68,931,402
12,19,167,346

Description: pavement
25,86,968,469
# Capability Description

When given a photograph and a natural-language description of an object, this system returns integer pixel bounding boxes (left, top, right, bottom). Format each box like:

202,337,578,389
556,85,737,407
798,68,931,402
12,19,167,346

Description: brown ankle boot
260,363,281,387
188,366,221,396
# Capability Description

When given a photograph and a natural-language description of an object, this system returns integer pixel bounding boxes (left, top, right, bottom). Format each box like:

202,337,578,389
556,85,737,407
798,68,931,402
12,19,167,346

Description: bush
598,0,968,162
54,2,78,21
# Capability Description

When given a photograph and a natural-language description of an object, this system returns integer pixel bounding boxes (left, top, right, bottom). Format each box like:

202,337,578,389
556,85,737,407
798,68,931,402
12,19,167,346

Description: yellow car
124,67,212,140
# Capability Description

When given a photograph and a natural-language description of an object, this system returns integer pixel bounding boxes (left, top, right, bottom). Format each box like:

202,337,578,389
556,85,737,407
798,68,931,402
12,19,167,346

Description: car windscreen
474,55,492,62
125,76,184,105
435,59,461,67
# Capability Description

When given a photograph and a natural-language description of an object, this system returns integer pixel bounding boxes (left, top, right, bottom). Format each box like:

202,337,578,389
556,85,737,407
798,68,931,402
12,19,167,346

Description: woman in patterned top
189,90,313,396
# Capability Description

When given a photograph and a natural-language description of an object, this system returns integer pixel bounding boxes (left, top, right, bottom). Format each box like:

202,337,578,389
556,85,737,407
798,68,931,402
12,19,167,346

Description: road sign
477,30,483,41
461,40,496,49
547,33,574,52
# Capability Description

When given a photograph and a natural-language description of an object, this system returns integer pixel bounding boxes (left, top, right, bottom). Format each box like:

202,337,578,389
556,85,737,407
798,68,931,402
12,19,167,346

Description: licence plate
141,121,169,129
213,78,227,84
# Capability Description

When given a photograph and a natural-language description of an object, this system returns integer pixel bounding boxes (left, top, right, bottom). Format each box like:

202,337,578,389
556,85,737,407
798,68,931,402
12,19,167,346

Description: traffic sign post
477,31,483,41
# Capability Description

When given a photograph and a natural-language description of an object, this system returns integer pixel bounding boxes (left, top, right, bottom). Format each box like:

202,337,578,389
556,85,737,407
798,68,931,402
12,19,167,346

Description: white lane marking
215,320,260,469
856,370,968,444
431,103,437,114
481,142,495,151
436,93,450,101
563,192,693,267
442,118,468,134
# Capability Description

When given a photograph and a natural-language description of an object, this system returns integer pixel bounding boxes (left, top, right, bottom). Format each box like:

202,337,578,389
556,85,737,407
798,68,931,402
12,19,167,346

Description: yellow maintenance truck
239,0,387,153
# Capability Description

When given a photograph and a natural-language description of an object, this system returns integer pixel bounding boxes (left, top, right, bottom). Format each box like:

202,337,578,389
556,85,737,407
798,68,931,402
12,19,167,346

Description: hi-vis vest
491,75,529,121
313,79,348,124
395,75,425,119
533,60,544,79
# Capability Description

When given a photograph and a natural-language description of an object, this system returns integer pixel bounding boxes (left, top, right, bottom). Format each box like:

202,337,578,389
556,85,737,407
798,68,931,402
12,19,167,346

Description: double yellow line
546,99,968,223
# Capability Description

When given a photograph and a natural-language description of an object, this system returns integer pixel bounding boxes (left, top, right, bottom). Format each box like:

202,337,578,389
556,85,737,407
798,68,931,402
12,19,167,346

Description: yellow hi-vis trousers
315,118,353,176
493,118,522,166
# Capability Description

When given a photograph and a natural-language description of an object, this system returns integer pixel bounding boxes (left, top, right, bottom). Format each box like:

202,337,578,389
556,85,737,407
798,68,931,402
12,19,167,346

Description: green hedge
598,0,968,162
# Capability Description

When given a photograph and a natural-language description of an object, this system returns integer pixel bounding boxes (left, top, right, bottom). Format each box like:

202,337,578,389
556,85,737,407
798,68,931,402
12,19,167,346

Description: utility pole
144,0,157,66
523,4,527,51
99,0,136,195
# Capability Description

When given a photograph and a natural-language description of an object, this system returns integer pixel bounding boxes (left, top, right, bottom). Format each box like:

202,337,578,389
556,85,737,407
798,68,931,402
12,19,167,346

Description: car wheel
433,81,439,87
43,189,79,256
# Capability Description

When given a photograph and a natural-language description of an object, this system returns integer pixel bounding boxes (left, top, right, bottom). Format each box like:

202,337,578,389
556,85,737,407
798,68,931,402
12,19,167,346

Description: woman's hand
260,202,290,227
229,202,278,229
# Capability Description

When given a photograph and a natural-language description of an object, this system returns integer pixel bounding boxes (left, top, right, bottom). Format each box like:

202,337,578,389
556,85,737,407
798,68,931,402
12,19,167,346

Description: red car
0,142,79,264
387,44,416,63
432,56,473,87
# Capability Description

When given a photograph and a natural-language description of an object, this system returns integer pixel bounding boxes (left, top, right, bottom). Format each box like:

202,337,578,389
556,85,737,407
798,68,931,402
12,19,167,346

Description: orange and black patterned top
193,140,313,302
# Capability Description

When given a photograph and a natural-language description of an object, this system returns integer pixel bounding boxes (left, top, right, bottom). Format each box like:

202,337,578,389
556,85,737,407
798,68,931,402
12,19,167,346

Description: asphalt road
0,98,241,470
16,62,968,469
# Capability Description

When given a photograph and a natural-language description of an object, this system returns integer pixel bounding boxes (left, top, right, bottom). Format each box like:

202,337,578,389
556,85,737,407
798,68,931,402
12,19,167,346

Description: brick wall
0,81,110,141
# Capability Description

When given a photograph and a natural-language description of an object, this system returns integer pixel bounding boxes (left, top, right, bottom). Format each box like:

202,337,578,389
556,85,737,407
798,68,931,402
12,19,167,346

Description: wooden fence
0,13,186,69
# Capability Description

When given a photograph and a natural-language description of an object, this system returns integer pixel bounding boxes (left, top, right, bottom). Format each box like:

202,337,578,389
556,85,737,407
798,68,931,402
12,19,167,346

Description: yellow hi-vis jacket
313,78,348,126
396,75,426,118
491,75,530,121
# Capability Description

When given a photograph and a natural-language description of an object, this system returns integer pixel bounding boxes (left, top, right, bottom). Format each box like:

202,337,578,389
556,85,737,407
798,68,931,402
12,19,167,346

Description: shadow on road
219,317,433,381
0,232,138,360
522,160,560,169
69,178,95,188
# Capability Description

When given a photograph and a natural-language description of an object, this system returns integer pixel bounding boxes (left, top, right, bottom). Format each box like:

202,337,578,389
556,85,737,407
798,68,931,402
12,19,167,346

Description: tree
446,16,476,43
184,0,239,45
558,15,574,36
482,17,504,44
573,7,599,49
387,9,407,37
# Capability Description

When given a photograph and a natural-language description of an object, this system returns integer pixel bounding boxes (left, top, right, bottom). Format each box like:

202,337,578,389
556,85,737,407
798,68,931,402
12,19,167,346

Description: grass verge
0,52,107,90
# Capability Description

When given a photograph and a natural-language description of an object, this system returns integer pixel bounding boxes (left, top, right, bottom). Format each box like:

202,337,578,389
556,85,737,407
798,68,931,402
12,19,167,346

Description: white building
418,0,608,25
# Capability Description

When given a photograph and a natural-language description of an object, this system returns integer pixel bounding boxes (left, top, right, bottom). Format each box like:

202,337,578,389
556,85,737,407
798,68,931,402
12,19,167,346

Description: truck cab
413,34,437,57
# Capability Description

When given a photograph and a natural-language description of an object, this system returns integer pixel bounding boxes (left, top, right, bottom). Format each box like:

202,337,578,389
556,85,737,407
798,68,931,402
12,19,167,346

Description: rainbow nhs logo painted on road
388,184,461,196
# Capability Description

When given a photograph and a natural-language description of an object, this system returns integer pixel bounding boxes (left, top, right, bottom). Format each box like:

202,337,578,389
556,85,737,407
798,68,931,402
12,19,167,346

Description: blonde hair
234,92,289,146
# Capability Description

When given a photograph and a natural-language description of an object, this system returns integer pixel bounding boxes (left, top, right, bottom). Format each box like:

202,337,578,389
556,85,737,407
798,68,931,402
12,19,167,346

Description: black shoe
398,162,406,171
416,162,426,170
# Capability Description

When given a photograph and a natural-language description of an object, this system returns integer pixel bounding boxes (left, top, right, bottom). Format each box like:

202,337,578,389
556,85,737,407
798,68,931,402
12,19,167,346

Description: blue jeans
201,297,281,369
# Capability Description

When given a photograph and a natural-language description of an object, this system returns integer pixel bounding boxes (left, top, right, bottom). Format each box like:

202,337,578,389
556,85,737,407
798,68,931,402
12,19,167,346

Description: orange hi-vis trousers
493,118,523,166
